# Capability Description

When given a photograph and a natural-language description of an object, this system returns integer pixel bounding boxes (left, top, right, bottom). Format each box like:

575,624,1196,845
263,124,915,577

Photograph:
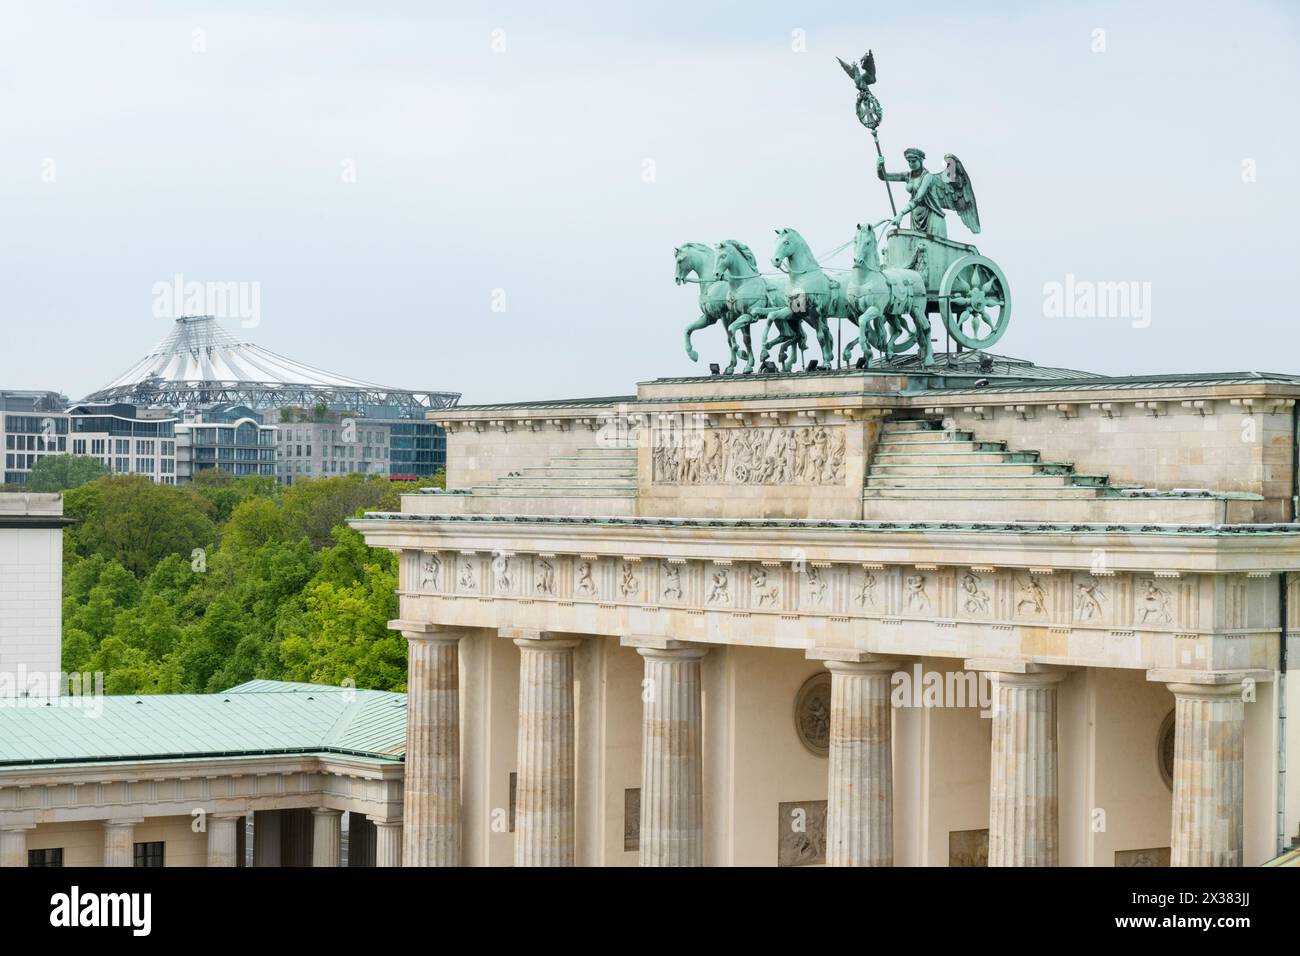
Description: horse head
852,221,882,269
771,227,806,270
674,242,713,285
714,240,758,280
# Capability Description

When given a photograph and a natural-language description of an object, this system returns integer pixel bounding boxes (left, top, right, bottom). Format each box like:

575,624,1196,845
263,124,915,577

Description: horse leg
739,323,756,373
720,314,739,374
915,303,935,366
814,315,834,368
684,315,712,363
858,306,880,367
761,308,793,364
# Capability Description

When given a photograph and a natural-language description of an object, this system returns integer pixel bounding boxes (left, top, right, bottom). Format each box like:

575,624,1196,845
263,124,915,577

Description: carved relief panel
652,422,847,486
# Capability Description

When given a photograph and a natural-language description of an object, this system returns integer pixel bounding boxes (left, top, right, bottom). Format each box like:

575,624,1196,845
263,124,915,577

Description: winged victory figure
877,147,981,237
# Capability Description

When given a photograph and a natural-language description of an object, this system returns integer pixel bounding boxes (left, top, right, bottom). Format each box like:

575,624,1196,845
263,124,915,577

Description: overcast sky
1,0,1297,404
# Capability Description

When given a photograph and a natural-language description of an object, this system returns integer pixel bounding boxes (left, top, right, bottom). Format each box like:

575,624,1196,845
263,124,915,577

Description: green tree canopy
28,454,108,492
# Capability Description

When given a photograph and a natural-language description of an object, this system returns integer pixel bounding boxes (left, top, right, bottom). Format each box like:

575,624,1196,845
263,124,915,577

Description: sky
1,0,1297,404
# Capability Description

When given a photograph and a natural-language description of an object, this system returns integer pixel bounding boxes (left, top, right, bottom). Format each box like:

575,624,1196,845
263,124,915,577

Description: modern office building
175,404,277,482
66,403,178,484
1,391,69,487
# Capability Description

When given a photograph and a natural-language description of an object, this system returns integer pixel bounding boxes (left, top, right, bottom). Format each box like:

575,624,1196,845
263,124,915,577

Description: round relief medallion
794,672,832,757
1158,710,1176,789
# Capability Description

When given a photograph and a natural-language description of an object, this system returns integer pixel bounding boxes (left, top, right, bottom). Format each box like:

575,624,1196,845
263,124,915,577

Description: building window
133,841,165,868
29,847,63,867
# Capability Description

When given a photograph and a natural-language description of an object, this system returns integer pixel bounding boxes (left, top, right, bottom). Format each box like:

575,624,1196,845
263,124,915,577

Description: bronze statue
877,148,980,237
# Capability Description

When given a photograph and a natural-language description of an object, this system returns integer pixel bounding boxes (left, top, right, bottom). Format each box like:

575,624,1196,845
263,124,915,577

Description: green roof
0,681,406,769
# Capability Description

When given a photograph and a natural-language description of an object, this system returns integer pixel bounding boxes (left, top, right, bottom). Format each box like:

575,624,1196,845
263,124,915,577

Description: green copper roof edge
0,744,405,771
352,512,1300,537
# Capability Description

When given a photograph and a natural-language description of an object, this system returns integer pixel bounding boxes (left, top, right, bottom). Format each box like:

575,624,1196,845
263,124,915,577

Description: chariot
876,228,1011,353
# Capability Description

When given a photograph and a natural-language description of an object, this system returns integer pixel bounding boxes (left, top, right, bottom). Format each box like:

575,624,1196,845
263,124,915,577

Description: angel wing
940,154,980,234
836,56,861,84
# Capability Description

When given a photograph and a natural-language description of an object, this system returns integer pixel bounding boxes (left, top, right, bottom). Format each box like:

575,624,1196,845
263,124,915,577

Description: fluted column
312,808,342,867
375,822,403,867
825,659,897,866
253,810,281,866
513,633,579,867
637,644,707,867
1168,681,1245,867
987,670,1065,867
103,819,141,867
207,814,242,867
0,825,34,867
402,626,464,867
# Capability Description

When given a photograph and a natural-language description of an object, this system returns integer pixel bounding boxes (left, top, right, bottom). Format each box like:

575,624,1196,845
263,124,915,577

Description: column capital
809,647,898,670
1147,668,1272,696
103,817,145,829
507,628,581,650
311,807,343,819
389,620,469,643
621,635,709,660
966,658,1069,684
0,823,36,833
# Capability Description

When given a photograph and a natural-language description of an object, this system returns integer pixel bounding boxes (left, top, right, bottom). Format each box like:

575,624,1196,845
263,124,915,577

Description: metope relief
750,566,781,608
661,562,684,602
853,569,879,610
534,557,556,597
707,567,732,606
1073,573,1109,624
419,552,442,592
619,561,642,601
903,573,931,614
1013,575,1048,620
457,556,478,593
575,559,599,599
652,423,847,486
959,571,991,617
1135,578,1174,626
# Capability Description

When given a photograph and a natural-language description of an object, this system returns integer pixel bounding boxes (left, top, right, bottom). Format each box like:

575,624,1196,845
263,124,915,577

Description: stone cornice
353,513,1300,574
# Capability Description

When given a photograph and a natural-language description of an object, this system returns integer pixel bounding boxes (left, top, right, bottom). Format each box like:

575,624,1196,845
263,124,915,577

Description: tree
28,454,108,492
64,475,217,577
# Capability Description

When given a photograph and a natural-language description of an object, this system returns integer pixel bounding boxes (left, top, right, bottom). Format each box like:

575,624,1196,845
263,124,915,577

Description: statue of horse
676,243,739,373
840,222,932,367
760,228,839,371
711,240,783,374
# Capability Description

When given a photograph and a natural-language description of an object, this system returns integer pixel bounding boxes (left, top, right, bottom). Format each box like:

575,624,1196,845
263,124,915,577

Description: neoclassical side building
354,355,1300,867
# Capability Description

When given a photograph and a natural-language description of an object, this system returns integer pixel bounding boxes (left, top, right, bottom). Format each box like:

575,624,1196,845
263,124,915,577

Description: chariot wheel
939,254,1011,350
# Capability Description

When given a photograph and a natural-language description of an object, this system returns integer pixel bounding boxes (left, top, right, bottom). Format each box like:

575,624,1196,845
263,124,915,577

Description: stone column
401,624,464,867
986,669,1065,867
375,822,404,867
513,632,579,867
206,814,242,867
253,810,281,866
824,658,897,867
311,808,343,867
1167,681,1246,867
637,644,708,867
103,819,141,867
0,825,34,867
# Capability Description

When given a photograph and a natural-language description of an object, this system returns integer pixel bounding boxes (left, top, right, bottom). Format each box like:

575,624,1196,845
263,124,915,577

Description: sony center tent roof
86,315,459,413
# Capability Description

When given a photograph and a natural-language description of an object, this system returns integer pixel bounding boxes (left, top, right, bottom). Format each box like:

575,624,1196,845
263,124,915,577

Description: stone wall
937,398,1295,522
